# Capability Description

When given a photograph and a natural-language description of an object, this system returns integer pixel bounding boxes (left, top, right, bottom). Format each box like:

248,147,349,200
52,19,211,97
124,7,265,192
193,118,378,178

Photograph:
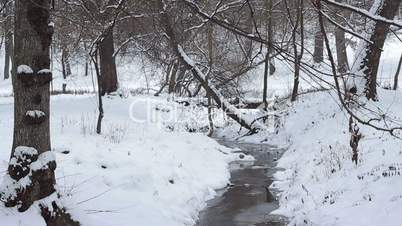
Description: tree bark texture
313,21,324,63
99,28,118,96
334,0,349,74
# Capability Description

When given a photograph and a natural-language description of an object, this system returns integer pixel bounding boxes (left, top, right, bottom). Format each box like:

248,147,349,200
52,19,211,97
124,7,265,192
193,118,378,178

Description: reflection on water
196,140,286,226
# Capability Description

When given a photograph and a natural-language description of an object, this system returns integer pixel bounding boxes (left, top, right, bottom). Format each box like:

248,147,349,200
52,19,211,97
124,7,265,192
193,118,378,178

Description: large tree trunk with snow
350,0,402,100
2,1,80,225
99,28,118,96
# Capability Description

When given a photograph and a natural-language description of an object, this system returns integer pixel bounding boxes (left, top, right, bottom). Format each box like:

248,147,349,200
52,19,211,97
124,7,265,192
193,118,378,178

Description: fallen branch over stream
158,0,265,132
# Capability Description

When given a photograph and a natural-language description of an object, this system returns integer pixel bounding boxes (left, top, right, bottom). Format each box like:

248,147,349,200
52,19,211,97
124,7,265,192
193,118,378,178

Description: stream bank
196,140,287,226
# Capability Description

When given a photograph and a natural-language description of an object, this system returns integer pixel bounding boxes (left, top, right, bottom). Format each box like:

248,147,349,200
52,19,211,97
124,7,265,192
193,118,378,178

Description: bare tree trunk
335,26,348,73
61,47,71,93
175,65,186,94
168,60,178,94
154,62,173,96
4,30,12,80
3,3,13,80
291,0,304,102
263,52,270,107
313,21,324,63
61,48,71,79
84,41,89,76
99,28,118,96
350,0,402,100
207,24,214,137
245,11,254,61
334,0,349,74
3,1,80,225
393,53,402,90
263,0,273,108
92,50,104,134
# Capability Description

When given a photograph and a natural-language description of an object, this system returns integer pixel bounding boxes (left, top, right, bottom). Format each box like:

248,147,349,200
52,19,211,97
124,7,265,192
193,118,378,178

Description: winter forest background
0,0,401,226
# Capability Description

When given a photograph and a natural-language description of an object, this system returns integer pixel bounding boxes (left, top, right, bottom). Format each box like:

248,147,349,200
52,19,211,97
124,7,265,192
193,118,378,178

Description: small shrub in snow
80,114,96,136
103,122,129,144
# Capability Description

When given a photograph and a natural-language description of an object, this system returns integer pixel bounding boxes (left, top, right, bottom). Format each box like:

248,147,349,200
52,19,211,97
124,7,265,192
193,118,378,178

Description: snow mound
0,95,248,226
271,90,402,226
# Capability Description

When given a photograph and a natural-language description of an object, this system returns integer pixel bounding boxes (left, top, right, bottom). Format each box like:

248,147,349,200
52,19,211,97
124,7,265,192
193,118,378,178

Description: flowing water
196,140,287,226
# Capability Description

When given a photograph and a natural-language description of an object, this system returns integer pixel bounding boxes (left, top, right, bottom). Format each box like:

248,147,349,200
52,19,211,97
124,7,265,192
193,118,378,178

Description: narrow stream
196,140,287,226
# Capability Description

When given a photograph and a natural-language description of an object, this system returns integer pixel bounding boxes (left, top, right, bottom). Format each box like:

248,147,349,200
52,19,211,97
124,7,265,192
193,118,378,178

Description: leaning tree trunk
1,1,80,225
350,0,402,100
99,28,118,96
159,1,260,132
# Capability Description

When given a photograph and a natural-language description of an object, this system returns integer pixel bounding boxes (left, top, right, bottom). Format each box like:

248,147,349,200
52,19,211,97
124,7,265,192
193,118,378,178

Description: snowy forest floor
1,88,401,226
0,36,401,226
0,94,254,226
214,88,402,226
266,89,402,226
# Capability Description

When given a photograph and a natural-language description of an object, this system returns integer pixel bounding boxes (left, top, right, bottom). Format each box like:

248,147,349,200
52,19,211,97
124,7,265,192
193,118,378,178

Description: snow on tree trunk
0,1,80,225
349,0,402,100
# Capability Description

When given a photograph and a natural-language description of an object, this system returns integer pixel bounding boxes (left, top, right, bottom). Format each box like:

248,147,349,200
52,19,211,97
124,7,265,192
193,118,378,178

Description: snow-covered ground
0,28,400,226
0,95,252,226
221,37,402,226
264,36,402,225
270,89,402,226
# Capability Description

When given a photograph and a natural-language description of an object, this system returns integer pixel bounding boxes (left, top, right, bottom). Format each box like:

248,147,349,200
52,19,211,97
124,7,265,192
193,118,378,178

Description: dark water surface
196,140,287,226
